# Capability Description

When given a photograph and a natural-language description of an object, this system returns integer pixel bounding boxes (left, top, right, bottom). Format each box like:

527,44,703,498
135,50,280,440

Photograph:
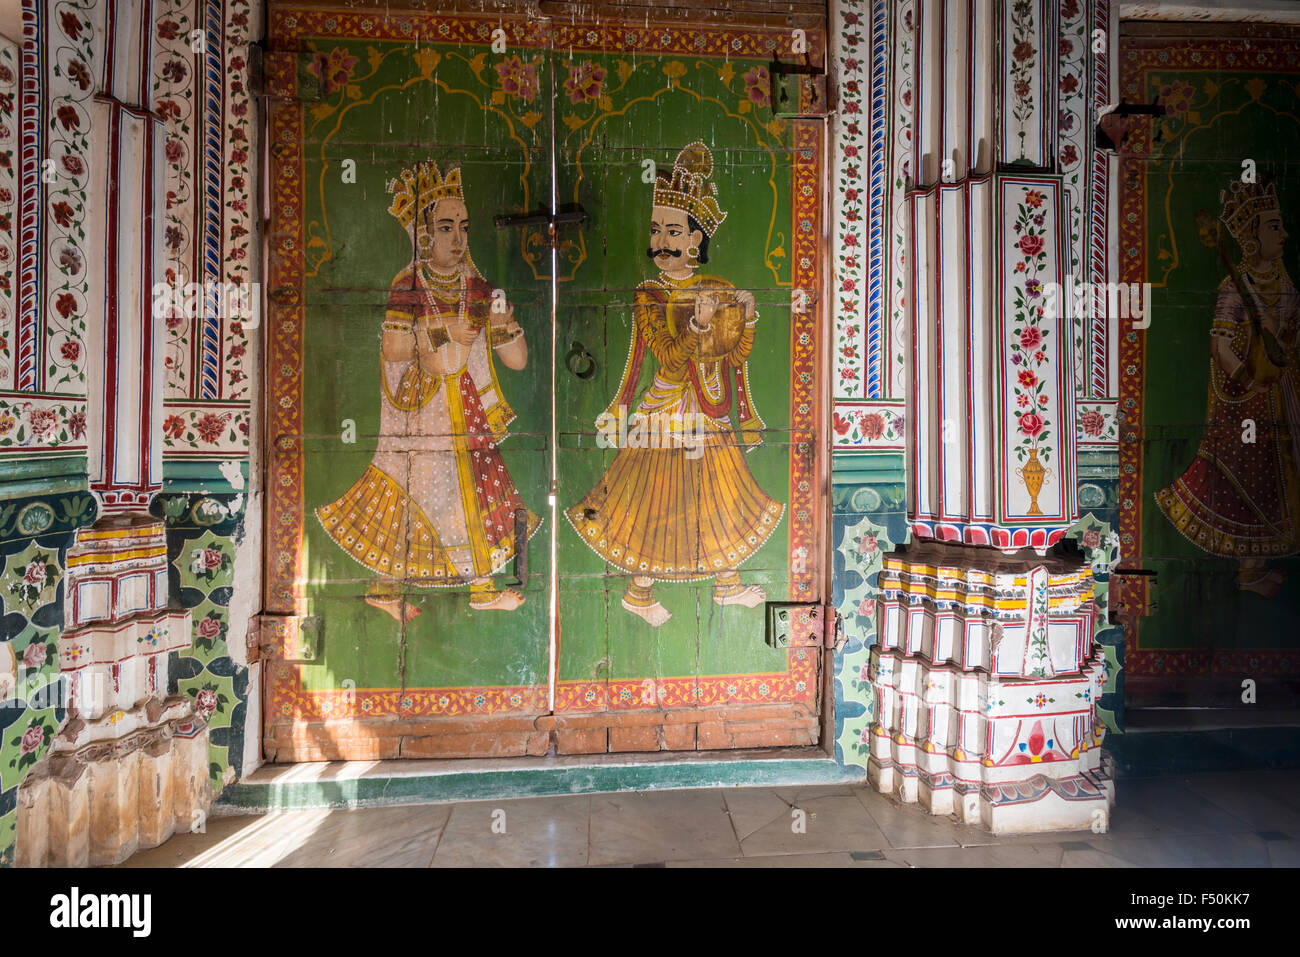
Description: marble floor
120,769,1300,867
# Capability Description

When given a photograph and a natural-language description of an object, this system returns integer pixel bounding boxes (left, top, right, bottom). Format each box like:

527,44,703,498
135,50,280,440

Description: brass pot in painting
666,282,746,360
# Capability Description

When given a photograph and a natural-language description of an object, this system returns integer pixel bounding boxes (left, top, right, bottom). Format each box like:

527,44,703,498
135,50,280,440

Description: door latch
512,507,529,587
495,205,589,248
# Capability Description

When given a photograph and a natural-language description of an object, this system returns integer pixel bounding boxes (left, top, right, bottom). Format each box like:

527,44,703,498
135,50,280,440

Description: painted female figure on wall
317,161,541,620
565,142,784,627
1156,180,1300,596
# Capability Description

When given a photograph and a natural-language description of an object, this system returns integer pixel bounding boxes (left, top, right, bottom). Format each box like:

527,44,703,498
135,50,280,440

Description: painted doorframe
255,3,838,762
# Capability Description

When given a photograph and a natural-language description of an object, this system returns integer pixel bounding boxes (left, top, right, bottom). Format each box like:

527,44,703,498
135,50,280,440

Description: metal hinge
248,614,320,663
769,60,829,119
766,603,843,651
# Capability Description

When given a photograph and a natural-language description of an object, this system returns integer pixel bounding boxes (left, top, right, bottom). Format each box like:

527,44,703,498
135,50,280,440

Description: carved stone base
868,733,1116,834
16,702,210,867
865,542,1116,833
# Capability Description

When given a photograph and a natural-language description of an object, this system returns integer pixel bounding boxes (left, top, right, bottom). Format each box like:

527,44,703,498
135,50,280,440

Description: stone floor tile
124,805,450,867
851,787,966,849
721,787,795,842
1060,845,1138,868
273,805,449,867
588,789,741,866
770,784,859,804
668,851,902,867
884,843,1064,867
119,813,277,867
1178,774,1300,832
739,794,889,857
1087,831,1271,867
1265,836,1300,867
430,796,591,868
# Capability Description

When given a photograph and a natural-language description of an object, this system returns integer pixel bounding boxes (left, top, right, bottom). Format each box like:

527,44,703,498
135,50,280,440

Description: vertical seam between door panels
547,16,559,716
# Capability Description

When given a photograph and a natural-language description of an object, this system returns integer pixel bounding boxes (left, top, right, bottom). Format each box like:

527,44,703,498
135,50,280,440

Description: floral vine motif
8,553,57,609
562,60,606,104
155,0,197,397
193,609,228,653
224,0,254,407
188,681,229,719
741,66,770,107
45,0,98,393
1077,404,1117,442
495,55,540,103
1024,571,1052,678
1008,0,1036,161
0,42,17,365
20,638,54,672
831,407,905,447
189,543,232,583
1009,188,1053,468
10,717,54,772
835,3,869,395
307,47,358,97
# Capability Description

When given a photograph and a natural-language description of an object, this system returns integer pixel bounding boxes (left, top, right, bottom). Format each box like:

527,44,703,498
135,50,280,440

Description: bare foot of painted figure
469,584,526,611
622,578,672,627
364,594,422,622
713,571,766,607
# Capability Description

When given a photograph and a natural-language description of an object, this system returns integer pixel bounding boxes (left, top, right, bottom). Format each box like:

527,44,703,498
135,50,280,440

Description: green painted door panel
265,10,826,758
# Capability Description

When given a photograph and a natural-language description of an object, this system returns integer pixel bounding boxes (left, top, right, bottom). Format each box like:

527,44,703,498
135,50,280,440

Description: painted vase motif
1017,447,1048,516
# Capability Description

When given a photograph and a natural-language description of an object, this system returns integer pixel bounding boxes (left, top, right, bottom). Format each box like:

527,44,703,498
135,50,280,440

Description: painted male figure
566,142,784,626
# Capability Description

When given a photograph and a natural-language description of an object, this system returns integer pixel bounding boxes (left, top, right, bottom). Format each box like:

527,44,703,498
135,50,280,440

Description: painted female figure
317,161,541,620
1156,180,1300,595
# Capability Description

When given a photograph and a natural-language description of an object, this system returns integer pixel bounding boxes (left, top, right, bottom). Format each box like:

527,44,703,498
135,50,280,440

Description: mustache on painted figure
647,247,682,259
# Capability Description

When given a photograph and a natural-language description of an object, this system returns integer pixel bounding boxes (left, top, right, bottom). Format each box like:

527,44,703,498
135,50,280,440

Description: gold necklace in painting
1242,260,1287,313
418,263,467,320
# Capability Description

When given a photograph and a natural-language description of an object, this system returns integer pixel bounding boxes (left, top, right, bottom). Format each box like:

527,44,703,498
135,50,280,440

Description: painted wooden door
263,6,827,761
551,40,827,750
1115,26,1300,701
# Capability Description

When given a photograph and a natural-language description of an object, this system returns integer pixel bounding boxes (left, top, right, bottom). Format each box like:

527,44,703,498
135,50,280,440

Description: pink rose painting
1017,234,1044,258
23,560,46,587
1080,408,1106,437
195,688,218,717
190,545,229,582
19,724,44,755
1018,411,1046,438
22,641,45,670
27,408,59,440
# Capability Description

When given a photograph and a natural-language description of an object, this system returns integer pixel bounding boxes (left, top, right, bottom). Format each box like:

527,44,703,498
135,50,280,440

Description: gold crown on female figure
653,141,727,237
1220,180,1280,248
387,161,463,228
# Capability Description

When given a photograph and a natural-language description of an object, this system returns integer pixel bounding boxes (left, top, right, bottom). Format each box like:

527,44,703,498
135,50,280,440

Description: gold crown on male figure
387,160,463,228
653,141,727,237
1220,179,1280,248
